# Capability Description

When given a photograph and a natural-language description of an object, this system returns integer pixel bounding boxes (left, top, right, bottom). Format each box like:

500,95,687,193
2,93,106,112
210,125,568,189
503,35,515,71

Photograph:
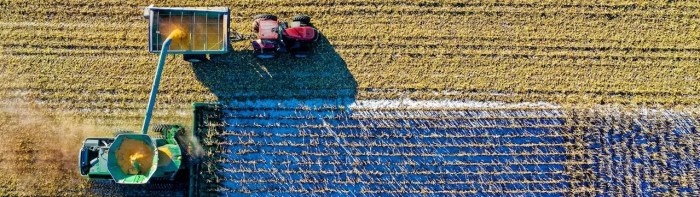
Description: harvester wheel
292,15,311,25
183,54,208,63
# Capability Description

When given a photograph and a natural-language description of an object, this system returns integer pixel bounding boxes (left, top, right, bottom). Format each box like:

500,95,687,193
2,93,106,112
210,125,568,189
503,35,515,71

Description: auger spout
141,29,185,134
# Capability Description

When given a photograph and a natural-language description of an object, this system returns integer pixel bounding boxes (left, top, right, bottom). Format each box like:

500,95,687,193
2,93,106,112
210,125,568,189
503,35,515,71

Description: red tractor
252,14,319,58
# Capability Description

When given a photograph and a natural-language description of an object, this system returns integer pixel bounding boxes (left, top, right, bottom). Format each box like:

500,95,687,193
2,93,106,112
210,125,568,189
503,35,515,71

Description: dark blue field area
192,101,699,196
584,112,699,196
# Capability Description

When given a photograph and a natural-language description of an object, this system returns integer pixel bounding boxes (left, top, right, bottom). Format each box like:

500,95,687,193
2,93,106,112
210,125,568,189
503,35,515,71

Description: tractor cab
282,23,319,58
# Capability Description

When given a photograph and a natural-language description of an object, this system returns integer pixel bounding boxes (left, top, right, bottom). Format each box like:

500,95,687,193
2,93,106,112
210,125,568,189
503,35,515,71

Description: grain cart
252,14,320,58
78,6,230,186
145,5,230,62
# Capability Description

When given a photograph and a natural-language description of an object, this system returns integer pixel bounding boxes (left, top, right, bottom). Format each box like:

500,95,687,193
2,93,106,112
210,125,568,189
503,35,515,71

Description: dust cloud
0,99,104,195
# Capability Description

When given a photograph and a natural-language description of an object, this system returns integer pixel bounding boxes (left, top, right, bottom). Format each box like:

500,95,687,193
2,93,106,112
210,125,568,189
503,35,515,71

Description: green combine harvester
78,5,230,190
78,125,184,184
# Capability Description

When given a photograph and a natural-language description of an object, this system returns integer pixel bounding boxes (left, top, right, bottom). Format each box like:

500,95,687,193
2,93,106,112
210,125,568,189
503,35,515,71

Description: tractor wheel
253,14,277,33
183,54,208,63
292,15,311,25
254,14,277,20
312,28,321,42
254,50,275,59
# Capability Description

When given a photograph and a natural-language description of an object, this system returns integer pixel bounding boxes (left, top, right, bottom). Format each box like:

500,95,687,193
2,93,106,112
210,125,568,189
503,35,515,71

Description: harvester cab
79,6,230,186
252,14,319,58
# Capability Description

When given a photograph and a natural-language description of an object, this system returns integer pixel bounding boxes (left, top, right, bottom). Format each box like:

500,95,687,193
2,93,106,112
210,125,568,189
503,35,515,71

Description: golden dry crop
1,0,700,196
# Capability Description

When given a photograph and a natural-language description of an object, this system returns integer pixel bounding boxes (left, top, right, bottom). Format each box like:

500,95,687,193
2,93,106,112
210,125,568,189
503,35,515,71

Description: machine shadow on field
192,34,357,105
189,35,360,195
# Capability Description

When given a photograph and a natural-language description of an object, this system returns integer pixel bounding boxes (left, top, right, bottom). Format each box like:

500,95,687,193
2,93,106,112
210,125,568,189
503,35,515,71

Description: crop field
194,100,586,196
1,0,700,196
189,100,699,196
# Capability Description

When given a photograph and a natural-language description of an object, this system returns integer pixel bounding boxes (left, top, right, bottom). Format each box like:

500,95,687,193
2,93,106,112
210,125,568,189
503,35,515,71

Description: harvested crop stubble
3,0,700,120
115,138,154,175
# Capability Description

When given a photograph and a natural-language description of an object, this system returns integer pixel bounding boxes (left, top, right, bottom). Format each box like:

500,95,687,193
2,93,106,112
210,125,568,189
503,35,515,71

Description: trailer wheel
292,15,311,25
209,53,226,61
183,54,208,63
